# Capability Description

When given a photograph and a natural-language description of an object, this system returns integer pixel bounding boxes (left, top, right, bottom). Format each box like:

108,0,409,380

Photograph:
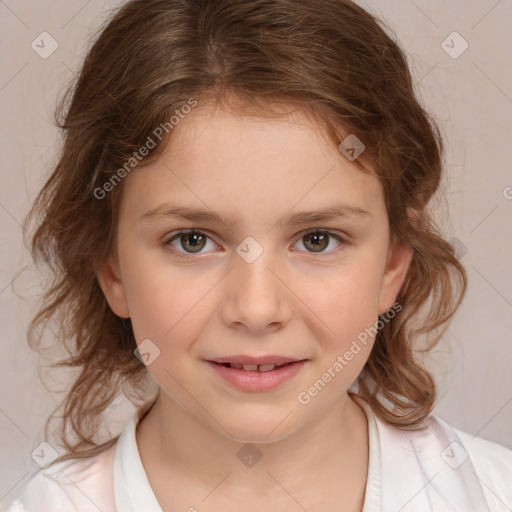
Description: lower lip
206,360,307,392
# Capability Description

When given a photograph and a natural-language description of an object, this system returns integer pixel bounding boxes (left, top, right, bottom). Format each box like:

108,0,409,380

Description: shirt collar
113,398,381,511
113,411,164,512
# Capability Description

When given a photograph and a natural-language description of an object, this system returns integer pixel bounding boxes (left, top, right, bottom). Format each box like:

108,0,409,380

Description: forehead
120,101,385,227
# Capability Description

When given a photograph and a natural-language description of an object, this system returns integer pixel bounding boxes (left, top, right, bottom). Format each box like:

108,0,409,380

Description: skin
98,101,412,511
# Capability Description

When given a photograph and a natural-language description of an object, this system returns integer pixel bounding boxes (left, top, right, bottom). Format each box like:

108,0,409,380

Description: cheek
128,276,200,342
295,253,386,346
126,274,208,395
121,251,216,366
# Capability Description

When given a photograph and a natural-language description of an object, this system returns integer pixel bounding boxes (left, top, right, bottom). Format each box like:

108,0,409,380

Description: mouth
210,361,298,372
206,355,306,371
205,356,308,391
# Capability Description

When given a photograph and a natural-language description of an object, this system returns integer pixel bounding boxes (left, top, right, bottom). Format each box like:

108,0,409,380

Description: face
98,101,412,443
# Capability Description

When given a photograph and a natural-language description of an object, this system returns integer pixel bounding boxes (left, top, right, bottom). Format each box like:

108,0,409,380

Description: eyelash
162,228,348,260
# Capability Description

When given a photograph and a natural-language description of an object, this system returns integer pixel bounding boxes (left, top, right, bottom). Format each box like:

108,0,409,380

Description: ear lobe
377,236,413,315
97,256,131,318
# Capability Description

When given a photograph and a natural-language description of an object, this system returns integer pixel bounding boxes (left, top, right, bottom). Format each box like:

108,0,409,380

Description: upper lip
207,355,305,365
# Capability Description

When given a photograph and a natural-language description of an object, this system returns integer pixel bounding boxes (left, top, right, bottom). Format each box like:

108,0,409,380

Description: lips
206,358,307,391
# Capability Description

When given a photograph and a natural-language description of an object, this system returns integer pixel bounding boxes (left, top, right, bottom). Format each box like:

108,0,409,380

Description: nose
220,243,292,335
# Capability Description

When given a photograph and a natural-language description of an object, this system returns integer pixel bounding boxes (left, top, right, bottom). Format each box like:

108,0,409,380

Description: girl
7,0,511,511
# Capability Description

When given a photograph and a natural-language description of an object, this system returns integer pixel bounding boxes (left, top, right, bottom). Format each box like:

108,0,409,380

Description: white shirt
6,400,512,512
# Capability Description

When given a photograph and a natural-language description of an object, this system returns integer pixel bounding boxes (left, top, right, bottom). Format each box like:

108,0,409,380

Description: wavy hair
24,0,466,465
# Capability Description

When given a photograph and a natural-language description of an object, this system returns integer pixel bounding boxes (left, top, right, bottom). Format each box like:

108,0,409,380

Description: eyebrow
138,202,371,227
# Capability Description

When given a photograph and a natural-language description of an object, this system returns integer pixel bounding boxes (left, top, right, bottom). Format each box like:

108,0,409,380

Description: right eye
163,229,220,257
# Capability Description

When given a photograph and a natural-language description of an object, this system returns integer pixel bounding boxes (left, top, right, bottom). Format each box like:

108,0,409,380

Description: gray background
1,0,511,506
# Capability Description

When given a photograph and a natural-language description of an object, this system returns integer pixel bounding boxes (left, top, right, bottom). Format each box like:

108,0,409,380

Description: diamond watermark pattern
441,441,469,469
31,441,59,468
236,236,264,264
449,236,468,260
338,134,366,161
31,32,59,59
134,338,161,366
441,31,469,59
236,443,263,468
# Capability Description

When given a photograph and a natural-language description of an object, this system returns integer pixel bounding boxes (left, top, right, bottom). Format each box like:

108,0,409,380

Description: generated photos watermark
93,98,198,200
297,301,402,405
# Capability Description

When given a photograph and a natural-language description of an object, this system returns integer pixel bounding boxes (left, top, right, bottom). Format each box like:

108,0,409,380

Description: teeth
227,363,279,371
242,364,259,371
258,364,276,372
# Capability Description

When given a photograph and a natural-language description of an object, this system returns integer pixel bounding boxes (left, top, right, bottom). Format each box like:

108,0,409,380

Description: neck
136,391,369,503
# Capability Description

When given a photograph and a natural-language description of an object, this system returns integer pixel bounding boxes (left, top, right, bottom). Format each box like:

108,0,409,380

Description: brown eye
295,230,344,254
179,232,207,253
303,232,329,252
165,230,215,255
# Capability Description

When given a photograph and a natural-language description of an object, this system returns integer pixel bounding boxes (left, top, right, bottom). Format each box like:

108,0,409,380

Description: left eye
295,230,343,253
163,229,344,256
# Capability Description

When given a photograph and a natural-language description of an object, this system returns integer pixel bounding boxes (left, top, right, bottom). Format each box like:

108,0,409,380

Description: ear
377,235,413,314
97,255,131,318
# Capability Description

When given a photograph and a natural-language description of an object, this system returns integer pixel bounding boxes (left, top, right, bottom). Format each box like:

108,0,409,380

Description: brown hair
24,0,466,465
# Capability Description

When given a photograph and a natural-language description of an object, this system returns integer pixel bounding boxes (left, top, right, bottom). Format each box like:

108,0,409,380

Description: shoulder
6,443,117,512
359,398,512,511
454,426,512,510
455,426,512,472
